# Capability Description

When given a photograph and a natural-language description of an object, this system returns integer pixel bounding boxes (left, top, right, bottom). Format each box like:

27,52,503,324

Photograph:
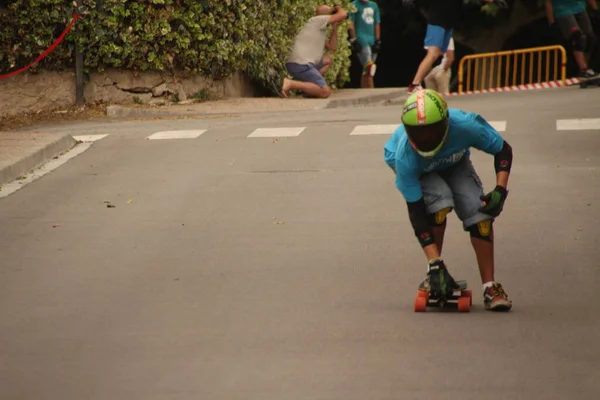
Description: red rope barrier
0,12,81,80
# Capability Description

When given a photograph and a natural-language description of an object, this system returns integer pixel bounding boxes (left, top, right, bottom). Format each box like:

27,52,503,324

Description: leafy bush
0,0,356,92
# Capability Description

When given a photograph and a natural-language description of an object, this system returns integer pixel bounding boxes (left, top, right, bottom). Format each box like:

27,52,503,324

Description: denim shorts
424,24,453,52
357,45,378,69
420,156,492,230
285,60,326,88
384,152,492,230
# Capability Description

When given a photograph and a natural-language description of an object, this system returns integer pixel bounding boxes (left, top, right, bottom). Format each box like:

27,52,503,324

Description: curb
106,106,203,119
323,89,408,109
0,132,77,187
106,90,409,118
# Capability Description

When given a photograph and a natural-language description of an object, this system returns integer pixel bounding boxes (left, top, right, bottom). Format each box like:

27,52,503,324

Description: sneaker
407,83,422,94
483,282,513,311
579,69,598,79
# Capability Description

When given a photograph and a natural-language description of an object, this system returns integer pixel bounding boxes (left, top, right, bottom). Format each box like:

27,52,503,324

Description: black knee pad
468,220,493,242
428,207,452,226
571,29,588,52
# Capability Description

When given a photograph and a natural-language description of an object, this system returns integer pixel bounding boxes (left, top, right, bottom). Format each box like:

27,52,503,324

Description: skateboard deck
414,279,472,312
579,76,600,88
563,74,600,88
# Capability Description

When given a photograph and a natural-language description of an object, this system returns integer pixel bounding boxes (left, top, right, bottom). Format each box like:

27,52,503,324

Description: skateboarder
383,89,513,311
348,0,382,88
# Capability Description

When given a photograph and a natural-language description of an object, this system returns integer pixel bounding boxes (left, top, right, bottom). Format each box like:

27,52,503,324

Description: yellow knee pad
469,220,493,241
429,207,452,226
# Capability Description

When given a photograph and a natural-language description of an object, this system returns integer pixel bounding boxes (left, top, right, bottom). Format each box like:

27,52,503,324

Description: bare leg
432,225,446,254
470,235,495,284
411,47,443,86
282,78,331,98
573,51,588,70
319,54,332,76
360,74,374,88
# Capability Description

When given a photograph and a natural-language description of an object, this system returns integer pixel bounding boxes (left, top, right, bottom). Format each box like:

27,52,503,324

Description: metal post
74,0,84,108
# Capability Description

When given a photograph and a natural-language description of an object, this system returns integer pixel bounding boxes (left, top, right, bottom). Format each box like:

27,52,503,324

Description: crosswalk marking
247,127,305,138
350,124,399,135
73,134,108,142
489,121,507,132
146,130,206,140
556,118,600,130
84,118,597,144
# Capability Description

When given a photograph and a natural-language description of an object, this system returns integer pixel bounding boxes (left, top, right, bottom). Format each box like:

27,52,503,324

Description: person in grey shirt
280,5,348,98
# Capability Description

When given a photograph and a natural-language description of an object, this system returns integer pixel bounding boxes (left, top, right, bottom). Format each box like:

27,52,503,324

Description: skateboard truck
414,280,472,312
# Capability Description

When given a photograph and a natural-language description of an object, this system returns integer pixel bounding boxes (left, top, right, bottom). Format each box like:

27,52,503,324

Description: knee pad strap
469,220,493,242
428,207,452,226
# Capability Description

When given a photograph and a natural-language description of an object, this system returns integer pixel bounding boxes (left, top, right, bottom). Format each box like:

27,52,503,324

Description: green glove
479,185,508,217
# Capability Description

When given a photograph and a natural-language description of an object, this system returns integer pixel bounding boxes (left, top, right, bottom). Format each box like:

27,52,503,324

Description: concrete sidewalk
106,87,408,119
0,131,77,187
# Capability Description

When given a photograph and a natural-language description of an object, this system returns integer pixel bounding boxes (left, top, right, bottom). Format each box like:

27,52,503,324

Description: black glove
372,39,381,54
479,185,508,217
349,38,360,53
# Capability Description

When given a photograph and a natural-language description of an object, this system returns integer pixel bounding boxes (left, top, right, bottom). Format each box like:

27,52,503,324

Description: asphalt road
1,87,599,399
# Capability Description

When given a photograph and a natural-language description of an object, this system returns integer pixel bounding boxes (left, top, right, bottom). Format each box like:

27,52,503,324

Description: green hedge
0,0,356,92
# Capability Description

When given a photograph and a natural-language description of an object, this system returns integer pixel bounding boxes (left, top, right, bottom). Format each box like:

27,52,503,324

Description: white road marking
489,121,507,132
247,127,305,138
556,118,600,130
73,134,108,142
0,142,93,198
146,130,206,140
350,124,399,135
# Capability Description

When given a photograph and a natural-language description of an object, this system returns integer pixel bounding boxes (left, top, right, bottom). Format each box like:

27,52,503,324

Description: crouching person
281,5,348,98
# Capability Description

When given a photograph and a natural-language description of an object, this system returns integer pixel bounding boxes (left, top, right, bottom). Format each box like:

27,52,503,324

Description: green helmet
401,89,449,158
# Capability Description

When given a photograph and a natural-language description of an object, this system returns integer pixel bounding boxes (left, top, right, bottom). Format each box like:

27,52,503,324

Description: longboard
414,280,472,312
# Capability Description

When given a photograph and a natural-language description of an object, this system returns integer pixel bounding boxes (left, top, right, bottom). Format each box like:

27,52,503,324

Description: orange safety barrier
458,45,567,93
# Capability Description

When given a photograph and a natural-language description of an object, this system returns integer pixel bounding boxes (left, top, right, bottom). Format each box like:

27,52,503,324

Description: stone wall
0,69,257,117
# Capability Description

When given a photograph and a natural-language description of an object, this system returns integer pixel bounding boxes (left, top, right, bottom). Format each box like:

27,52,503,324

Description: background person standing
348,0,382,88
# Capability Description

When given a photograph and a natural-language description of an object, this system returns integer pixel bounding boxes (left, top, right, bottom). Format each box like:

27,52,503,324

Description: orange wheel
457,296,471,312
414,296,427,312
417,289,429,301
462,290,473,306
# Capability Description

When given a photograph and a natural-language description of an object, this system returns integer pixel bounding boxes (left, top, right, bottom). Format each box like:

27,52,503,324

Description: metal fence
457,45,568,93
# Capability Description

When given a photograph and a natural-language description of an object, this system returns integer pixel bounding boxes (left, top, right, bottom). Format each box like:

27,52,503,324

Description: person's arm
348,19,357,41
493,141,512,190
328,5,348,25
545,1,555,25
395,159,440,261
374,5,381,41
406,198,440,260
463,111,513,215
326,23,339,51
586,0,598,10
443,50,455,71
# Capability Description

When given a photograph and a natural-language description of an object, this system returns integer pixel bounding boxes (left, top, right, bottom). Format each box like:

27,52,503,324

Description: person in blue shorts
281,5,348,99
383,88,514,311
348,0,382,88
403,0,506,94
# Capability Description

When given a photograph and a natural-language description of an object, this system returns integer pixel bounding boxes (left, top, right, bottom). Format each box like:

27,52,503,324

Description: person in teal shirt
348,0,381,88
545,0,598,78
